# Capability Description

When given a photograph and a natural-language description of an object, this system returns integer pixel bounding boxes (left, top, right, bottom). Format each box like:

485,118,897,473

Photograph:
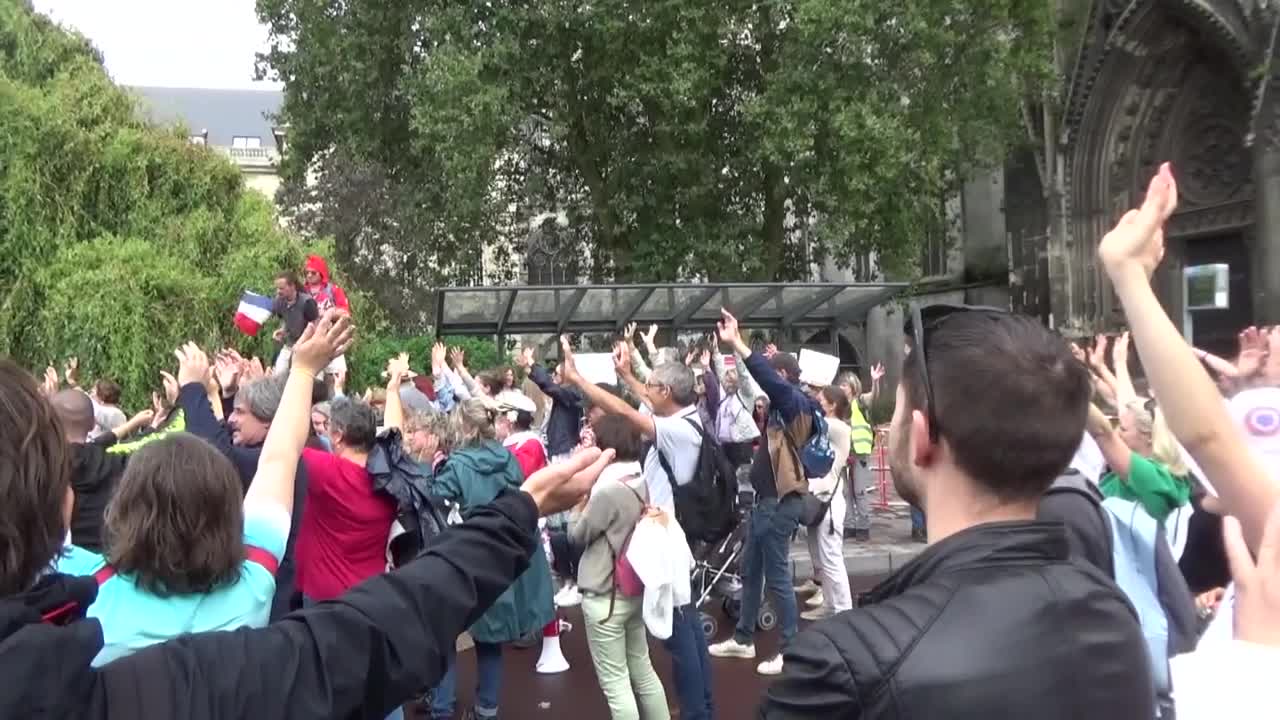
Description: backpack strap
93,565,117,585
88,544,278,588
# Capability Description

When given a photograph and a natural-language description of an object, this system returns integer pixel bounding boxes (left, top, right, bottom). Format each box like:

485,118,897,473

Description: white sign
576,353,618,386
798,348,840,387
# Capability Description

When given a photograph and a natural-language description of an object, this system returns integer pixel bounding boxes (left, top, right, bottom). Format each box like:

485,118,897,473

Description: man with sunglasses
760,304,1153,719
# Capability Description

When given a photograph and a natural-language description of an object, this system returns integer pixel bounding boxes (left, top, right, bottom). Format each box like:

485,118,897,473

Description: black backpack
367,428,450,568
652,417,737,544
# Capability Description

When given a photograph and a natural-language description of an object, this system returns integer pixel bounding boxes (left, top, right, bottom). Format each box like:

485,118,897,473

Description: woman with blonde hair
1086,398,1192,524
424,398,555,720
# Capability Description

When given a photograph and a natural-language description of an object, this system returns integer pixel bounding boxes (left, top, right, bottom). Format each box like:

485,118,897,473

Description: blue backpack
1046,474,1198,708
798,407,835,479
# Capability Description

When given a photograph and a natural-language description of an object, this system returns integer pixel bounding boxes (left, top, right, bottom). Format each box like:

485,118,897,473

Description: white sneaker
794,579,819,595
554,585,582,608
708,637,756,659
806,591,826,609
757,654,785,675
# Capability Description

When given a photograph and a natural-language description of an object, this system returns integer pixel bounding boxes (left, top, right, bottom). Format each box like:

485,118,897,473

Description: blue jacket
742,353,819,498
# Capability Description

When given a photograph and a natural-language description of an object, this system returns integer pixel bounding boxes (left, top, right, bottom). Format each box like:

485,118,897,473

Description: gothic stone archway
1060,0,1262,342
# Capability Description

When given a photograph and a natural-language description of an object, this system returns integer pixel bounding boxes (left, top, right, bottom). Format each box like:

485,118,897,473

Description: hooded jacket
0,490,540,720
303,255,351,315
430,441,554,643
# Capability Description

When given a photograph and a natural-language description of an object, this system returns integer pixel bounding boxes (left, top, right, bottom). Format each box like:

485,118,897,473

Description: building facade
1011,0,1280,358
131,86,286,202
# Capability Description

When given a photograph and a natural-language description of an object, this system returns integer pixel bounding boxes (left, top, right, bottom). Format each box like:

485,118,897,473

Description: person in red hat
303,255,351,379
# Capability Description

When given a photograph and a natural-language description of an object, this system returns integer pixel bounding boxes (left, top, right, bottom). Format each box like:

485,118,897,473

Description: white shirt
642,406,702,512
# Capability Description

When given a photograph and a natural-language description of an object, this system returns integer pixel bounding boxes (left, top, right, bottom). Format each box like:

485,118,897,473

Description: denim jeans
430,641,504,719
661,604,715,720
911,507,926,531
304,596,405,720
734,496,801,648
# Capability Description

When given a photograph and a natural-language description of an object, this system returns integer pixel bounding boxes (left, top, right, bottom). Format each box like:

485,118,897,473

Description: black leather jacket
760,521,1155,719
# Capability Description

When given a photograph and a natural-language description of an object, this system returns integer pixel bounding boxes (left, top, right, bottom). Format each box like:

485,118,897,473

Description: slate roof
129,86,284,150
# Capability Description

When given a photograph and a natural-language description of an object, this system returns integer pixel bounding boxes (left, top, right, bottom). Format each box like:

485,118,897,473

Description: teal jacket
430,440,554,643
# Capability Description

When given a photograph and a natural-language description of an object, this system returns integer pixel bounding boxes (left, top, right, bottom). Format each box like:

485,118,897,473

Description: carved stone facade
1048,0,1280,339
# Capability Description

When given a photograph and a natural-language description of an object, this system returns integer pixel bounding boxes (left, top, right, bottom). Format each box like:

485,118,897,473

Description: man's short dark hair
276,270,301,289
0,360,72,596
901,311,1091,501
769,352,801,384
93,379,122,406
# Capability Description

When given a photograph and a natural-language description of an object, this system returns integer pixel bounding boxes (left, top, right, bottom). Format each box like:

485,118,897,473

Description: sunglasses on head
903,303,1009,442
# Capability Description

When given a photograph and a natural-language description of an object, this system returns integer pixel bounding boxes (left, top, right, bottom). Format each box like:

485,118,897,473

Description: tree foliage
257,0,1053,288
0,0,321,406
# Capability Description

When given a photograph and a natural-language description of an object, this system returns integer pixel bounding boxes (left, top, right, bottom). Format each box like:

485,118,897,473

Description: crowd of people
0,163,1278,720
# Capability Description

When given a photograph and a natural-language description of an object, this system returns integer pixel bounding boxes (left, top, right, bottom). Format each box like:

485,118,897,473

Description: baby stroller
690,490,778,641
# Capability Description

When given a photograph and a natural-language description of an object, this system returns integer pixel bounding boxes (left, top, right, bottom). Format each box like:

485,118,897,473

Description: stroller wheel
757,603,778,632
699,612,718,641
722,597,742,621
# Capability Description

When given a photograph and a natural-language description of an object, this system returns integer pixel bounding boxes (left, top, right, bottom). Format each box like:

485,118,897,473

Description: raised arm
718,309,804,421
1099,162,1278,551
245,314,353,513
518,347,582,409
562,337,656,440
1111,332,1138,406
1085,402,1134,481
858,363,885,407
382,352,411,432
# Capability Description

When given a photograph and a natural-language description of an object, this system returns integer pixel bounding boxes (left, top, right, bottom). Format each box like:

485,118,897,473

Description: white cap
494,390,536,415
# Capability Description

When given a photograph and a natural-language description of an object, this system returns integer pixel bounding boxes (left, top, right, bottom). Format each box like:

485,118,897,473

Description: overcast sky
31,0,281,90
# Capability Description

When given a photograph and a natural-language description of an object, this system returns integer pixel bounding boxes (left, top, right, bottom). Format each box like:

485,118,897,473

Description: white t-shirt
643,406,702,512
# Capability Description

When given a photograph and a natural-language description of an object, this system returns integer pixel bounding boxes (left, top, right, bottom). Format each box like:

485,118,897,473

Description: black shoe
910,528,928,543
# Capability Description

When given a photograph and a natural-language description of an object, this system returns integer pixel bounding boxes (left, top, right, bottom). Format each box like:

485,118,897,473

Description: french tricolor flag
234,291,274,336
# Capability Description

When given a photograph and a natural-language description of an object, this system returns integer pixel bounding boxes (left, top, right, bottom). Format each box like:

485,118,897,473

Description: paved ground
405,502,919,719
405,572,889,720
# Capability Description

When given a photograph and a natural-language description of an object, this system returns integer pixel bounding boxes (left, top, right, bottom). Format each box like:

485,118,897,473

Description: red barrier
871,426,892,510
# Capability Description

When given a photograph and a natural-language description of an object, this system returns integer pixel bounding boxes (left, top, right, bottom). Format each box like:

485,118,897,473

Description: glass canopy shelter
435,283,906,345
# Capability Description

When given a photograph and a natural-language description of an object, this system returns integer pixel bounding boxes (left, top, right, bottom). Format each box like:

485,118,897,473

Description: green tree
257,0,1053,287
0,0,334,406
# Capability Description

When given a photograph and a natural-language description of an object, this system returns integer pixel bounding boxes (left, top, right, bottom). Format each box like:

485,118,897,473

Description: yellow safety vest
849,401,874,455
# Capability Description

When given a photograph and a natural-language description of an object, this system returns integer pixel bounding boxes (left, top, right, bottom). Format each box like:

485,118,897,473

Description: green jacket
430,440,554,644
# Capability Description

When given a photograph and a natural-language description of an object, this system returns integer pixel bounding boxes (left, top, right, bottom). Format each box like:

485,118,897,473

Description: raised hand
644,323,659,346
1070,342,1087,364
41,366,59,396
1237,327,1267,379
763,343,779,359
613,341,634,378
241,357,267,384
520,446,616,516
1112,331,1131,366
559,335,582,385
431,341,447,375
717,309,741,345
449,346,466,370
624,322,638,345
1098,162,1177,278
291,314,355,376
214,351,242,396
175,343,211,387
64,357,79,387
870,363,886,382
1088,334,1108,370
160,371,180,404
387,352,412,384
1223,505,1280,645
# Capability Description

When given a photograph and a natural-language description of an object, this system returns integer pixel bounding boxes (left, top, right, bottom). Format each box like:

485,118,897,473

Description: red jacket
304,255,351,315
503,432,547,479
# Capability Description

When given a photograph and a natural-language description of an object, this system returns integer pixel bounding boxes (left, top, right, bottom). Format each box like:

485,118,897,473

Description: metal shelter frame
435,282,906,350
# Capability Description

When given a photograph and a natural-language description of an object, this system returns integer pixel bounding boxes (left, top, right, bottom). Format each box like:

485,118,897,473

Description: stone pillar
1252,144,1280,326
